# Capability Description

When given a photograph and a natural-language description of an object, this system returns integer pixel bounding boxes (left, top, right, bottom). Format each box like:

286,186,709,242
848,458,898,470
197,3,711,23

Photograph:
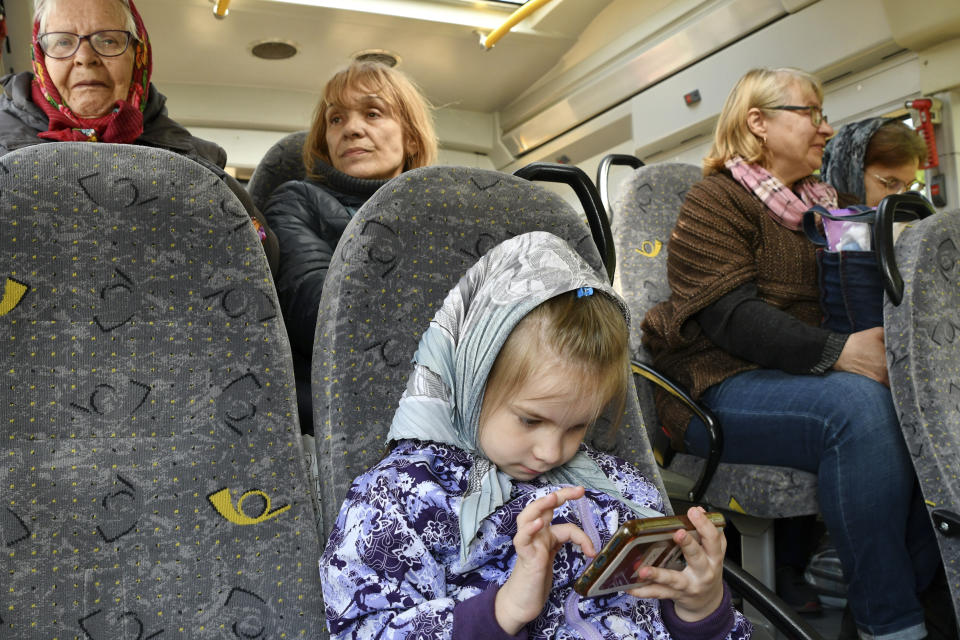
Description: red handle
906,99,939,169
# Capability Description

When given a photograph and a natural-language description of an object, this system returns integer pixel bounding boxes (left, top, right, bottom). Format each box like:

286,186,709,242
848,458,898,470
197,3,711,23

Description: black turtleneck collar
311,159,392,199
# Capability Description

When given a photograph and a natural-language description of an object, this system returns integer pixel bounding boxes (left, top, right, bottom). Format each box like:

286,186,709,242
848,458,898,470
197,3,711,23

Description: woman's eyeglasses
38,31,133,59
872,173,925,194
768,105,828,127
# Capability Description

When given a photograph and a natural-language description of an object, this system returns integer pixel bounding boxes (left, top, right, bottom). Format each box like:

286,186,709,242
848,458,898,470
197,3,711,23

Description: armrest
631,360,723,503
723,559,823,640
932,510,960,537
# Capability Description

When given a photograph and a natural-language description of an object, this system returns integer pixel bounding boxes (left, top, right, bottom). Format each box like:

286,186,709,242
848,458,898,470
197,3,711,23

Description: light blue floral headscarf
387,231,660,560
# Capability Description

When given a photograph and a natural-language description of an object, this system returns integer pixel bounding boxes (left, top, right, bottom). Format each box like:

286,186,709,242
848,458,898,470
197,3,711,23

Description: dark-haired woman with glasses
821,118,928,207
641,67,949,639
0,0,278,272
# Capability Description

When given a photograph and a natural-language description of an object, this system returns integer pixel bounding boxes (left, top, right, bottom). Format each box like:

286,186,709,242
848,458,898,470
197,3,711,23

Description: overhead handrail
480,0,557,50
596,154,644,225
213,0,230,18
514,162,615,283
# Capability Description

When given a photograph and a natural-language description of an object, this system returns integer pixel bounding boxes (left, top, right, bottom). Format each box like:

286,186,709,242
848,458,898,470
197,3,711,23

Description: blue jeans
684,369,940,640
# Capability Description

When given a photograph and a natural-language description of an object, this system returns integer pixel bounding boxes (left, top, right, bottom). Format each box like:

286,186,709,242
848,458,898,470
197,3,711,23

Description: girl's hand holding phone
495,486,597,635
626,506,726,622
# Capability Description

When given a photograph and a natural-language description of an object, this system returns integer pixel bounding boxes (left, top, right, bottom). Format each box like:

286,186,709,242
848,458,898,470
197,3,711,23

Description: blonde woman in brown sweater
642,68,944,640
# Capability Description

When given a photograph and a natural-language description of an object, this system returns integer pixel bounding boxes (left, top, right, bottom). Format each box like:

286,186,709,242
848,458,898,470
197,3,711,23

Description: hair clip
576,286,594,298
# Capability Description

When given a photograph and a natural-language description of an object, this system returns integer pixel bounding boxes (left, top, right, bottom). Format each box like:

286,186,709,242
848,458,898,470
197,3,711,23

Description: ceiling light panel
263,0,515,30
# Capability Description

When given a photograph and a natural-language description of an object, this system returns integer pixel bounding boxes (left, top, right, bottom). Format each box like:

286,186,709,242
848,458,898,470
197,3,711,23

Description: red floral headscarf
30,0,152,143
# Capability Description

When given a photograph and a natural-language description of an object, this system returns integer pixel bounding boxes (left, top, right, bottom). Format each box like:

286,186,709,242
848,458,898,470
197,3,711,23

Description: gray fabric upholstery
612,162,818,518
247,131,308,211
1,143,325,638
885,211,960,616
312,165,668,539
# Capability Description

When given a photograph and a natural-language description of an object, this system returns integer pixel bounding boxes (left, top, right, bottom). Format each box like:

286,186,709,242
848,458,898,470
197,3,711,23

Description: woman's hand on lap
833,326,889,387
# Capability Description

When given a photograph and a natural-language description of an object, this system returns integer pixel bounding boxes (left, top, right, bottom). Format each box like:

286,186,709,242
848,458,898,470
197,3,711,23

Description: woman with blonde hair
641,68,946,639
264,60,438,434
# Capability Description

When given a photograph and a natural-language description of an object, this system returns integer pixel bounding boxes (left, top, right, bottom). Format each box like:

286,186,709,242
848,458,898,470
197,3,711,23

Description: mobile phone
573,512,726,598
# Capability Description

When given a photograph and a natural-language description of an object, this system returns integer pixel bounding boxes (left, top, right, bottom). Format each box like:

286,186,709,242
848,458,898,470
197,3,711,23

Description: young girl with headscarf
320,231,751,640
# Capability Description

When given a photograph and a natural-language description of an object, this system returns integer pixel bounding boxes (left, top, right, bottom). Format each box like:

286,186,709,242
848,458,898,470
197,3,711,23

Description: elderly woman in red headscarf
0,0,278,271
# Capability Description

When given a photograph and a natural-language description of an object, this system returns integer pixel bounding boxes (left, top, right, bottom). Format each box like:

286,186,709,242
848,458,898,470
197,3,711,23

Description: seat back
611,162,700,467
247,130,308,211
312,165,667,538
1,143,325,638
612,162,702,361
885,210,960,615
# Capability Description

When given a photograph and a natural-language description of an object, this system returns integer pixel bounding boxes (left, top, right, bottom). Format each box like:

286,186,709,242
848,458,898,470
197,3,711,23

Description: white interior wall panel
629,0,901,160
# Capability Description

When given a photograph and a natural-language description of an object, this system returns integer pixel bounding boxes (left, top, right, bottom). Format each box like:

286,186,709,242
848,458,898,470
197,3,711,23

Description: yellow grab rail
213,0,231,19
481,0,557,50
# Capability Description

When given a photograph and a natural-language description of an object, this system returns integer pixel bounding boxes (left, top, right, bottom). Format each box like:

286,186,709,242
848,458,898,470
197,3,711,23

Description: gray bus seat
1,143,325,639
885,209,960,620
311,165,666,540
611,161,819,590
247,130,308,211
309,163,821,640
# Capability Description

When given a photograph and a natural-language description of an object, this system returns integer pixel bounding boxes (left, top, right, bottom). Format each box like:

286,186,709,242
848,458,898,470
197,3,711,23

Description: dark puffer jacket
263,161,390,433
0,71,278,273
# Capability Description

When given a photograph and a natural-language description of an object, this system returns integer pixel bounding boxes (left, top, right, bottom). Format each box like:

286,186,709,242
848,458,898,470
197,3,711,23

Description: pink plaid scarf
725,156,837,230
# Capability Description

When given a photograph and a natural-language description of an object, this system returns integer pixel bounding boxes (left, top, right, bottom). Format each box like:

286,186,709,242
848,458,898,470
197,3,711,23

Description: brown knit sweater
640,171,838,448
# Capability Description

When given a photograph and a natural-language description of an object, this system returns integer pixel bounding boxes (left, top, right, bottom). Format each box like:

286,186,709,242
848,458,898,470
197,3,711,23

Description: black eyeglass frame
38,30,135,59
768,105,827,127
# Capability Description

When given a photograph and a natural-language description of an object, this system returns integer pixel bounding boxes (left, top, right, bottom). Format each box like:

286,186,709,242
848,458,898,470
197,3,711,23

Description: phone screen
573,513,724,598
585,530,689,597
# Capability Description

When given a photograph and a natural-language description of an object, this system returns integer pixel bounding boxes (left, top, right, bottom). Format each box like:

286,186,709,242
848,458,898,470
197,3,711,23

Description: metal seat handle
595,154,644,226
514,162,616,283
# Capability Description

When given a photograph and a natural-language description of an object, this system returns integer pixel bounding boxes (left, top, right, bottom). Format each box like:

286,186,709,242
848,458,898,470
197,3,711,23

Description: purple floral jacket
320,441,752,640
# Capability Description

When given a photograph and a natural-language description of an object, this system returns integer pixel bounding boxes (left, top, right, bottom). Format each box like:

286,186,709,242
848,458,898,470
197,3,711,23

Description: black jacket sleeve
263,180,352,358
695,283,848,374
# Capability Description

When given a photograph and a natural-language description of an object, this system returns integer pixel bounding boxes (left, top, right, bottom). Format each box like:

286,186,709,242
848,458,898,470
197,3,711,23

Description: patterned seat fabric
1,144,325,639
885,211,960,618
312,165,668,539
246,131,308,211
612,162,818,518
